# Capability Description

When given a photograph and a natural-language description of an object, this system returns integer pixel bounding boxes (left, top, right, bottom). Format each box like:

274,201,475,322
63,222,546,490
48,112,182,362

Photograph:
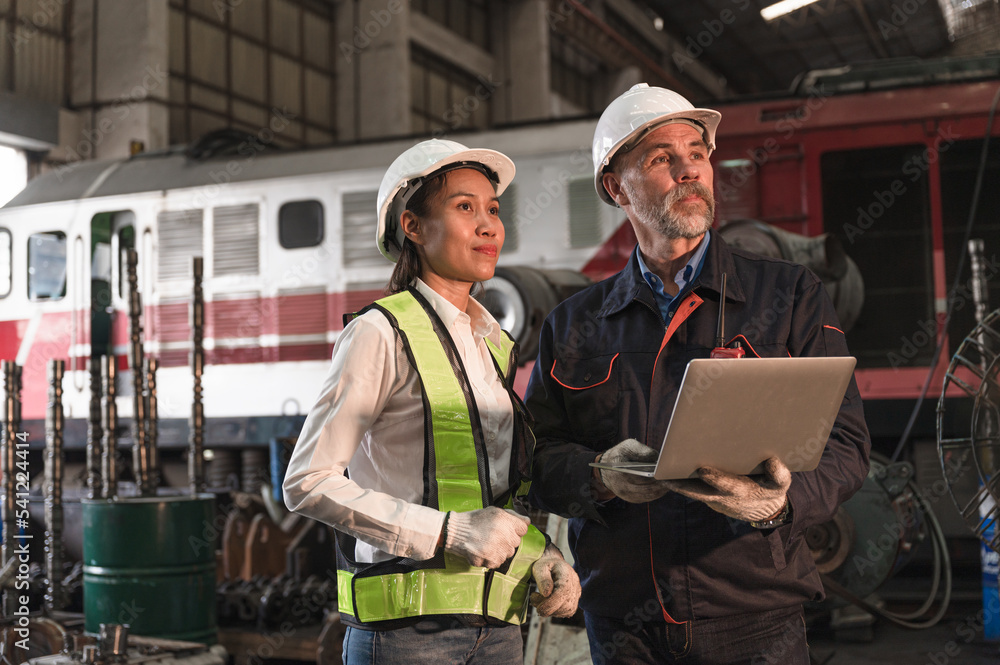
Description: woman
283,139,580,665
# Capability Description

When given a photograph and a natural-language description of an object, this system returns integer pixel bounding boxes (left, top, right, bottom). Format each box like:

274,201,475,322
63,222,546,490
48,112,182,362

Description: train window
0,229,10,298
569,177,603,248
941,139,1000,346
214,204,260,275
158,209,204,280
822,145,934,369
28,231,67,301
498,185,519,252
342,191,384,267
279,200,324,249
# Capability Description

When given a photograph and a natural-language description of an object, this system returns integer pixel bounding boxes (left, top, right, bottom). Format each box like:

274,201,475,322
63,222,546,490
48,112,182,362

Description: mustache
666,181,714,207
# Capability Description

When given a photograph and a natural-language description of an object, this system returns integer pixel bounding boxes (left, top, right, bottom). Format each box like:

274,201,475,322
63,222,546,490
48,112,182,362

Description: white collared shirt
283,279,514,564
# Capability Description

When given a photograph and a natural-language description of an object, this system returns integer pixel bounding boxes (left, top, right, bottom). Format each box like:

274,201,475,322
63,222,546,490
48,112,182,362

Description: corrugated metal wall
0,0,69,105
167,0,336,148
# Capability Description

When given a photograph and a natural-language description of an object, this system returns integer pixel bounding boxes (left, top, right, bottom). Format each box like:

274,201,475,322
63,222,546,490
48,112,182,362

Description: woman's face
406,168,505,287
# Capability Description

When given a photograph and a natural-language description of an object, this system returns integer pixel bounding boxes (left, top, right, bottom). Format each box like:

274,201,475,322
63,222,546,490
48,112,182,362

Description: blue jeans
584,605,809,665
342,620,523,665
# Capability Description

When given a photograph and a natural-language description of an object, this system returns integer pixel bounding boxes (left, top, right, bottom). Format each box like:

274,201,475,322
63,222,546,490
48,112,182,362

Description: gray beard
628,181,715,240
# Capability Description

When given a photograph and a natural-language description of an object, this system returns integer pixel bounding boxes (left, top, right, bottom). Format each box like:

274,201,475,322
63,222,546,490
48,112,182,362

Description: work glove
598,439,672,503
663,456,791,523
530,544,581,618
444,507,530,569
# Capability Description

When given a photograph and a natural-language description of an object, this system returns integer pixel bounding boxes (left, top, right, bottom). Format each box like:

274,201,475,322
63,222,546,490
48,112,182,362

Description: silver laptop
590,356,857,480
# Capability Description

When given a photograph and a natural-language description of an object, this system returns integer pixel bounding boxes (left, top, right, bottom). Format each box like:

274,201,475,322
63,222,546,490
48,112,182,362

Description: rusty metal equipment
44,359,68,613
189,256,205,495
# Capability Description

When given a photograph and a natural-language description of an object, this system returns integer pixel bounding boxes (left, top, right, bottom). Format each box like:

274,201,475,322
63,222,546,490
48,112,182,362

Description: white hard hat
376,139,515,261
593,83,722,206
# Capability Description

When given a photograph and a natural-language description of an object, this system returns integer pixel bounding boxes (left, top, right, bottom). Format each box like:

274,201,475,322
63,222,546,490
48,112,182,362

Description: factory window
550,33,601,113
410,47,492,135
28,231,67,301
168,0,336,148
498,184,519,253
279,200,324,249
412,0,490,51
0,229,10,298
940,139,1000,350
569,177,604,248
822,145,933,369
214,203,260,276
342,191,385,267
158,209,204,281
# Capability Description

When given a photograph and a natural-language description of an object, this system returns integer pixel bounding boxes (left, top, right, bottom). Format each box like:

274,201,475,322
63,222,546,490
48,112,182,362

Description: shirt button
668,311,674,318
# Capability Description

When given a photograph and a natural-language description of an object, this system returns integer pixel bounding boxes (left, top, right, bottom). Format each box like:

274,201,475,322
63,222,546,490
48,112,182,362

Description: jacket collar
597,231,746,318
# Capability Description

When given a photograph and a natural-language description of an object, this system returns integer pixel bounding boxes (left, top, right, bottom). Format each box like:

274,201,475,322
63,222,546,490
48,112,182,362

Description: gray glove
663,456,791,522
530,544,581,618
598,439,672,503
444,507,530,569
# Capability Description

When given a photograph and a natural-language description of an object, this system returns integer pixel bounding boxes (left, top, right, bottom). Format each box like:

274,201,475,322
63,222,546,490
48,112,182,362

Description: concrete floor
808,615,999,665
806,567,999,665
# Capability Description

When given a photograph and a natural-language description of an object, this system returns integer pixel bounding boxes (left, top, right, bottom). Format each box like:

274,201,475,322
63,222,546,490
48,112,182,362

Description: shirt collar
636,229,711,295
412,278,503,346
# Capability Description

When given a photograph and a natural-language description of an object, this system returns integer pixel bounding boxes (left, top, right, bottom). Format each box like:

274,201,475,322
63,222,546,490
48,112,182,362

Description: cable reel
937,308,1000,554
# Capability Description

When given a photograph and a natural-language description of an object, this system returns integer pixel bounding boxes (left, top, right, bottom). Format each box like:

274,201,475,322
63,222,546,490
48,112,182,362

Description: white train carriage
0,118,623,451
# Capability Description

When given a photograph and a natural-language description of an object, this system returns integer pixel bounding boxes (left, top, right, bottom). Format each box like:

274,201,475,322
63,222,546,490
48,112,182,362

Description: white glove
664,457,791,522
598,439,672,503
444,507,530,569
530,544,581,618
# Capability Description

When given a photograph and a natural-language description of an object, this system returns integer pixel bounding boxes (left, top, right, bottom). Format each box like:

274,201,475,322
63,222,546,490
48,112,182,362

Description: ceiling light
760,0,822,21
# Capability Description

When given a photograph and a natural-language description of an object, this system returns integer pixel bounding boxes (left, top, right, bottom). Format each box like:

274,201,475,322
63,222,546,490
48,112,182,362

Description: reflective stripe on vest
337,289,545,625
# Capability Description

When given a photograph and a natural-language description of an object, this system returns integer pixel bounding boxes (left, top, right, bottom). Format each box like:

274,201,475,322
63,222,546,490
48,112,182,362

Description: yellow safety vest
336,288,546,626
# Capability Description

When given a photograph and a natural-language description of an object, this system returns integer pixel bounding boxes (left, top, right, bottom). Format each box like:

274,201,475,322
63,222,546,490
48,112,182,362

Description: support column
69,0,169,160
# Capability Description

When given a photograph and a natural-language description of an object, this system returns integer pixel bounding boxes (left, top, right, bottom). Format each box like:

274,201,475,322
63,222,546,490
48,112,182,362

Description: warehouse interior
2,1,1000,664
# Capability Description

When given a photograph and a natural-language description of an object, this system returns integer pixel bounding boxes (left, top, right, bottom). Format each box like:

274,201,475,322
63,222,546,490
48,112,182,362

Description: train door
88,211,135,360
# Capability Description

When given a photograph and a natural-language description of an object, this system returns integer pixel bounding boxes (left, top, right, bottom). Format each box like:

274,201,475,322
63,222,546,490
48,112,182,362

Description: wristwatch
748,499,792,530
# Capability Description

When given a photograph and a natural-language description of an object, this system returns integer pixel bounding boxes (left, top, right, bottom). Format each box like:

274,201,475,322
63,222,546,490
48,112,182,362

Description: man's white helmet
376,139,515,261
592,83,722,206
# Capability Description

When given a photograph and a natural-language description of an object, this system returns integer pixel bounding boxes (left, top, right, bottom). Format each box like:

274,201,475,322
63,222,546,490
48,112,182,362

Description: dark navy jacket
525,234,871,621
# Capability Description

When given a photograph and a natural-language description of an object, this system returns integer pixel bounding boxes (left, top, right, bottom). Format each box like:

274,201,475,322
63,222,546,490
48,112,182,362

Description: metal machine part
937,307,1000,553
809,458,926,599
808,455,952,628
479,267,592,362
25,629,227,665
716,219,865,332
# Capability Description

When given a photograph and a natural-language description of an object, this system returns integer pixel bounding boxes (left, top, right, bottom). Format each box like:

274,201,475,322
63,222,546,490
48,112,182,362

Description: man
525,83,871,664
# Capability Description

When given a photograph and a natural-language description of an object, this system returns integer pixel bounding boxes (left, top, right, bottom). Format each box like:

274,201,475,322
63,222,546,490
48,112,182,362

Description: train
2,54,999,486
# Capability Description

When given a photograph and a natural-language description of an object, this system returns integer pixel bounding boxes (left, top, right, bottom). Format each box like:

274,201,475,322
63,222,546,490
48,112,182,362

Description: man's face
612,123,715,240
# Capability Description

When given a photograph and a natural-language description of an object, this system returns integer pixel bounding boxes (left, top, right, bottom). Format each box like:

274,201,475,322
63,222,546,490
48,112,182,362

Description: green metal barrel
82,494,216,643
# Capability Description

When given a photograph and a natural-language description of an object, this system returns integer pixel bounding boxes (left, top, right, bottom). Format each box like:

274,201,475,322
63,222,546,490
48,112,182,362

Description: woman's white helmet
592,83,722,206
376,139,515,261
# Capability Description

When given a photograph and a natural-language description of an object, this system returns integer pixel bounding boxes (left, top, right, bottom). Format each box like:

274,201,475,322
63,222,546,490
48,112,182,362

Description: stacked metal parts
0,252,345,663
